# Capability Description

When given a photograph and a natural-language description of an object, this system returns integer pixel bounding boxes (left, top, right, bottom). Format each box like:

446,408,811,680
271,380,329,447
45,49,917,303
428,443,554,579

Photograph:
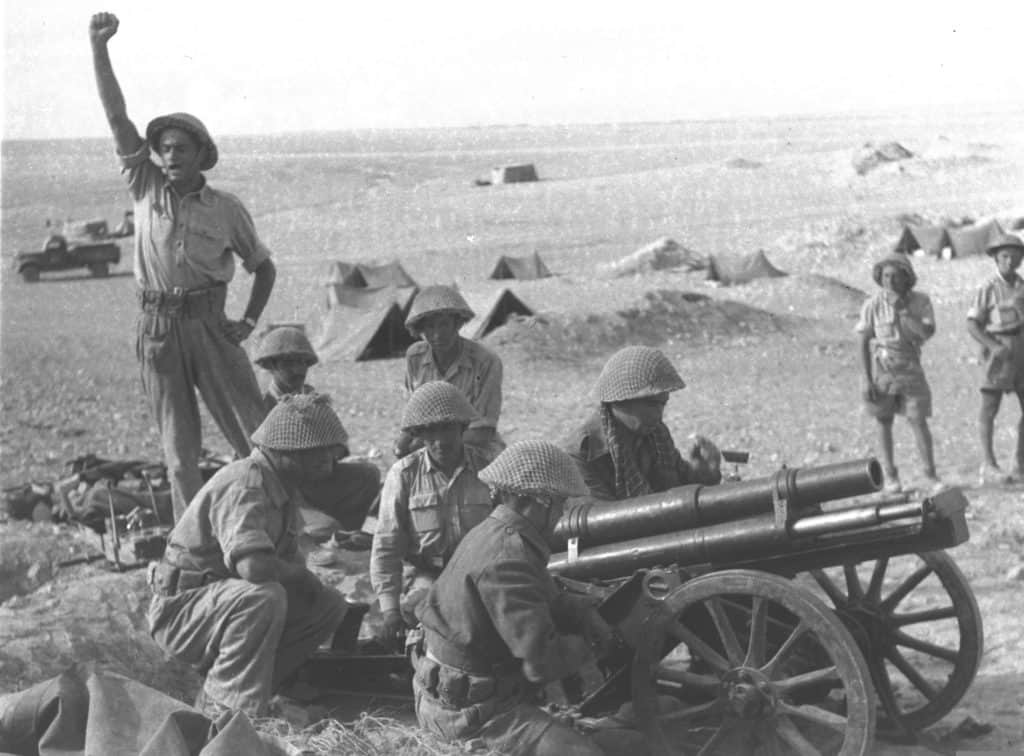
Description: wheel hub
721,668,777,718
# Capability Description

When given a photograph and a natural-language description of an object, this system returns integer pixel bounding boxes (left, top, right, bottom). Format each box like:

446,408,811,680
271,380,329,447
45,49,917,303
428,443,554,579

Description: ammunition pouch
148,561,220,597
413,645,520,710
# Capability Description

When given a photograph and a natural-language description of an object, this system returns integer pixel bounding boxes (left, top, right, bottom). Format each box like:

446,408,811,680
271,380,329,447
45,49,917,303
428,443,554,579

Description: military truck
14,232,122,283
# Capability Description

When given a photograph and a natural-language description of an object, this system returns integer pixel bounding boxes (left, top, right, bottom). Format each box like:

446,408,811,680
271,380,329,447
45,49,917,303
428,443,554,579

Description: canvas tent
895,219,1003,258
322,260,417,290
461,288,535,340
489,252,552,280
894,224,952,257
314,285,418,361
491,164,538,184
705,251,787,286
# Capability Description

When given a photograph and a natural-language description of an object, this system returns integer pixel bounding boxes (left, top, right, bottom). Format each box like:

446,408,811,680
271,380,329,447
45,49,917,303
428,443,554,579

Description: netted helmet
405,285,475,331
254,327,319,367
479,441,587,499
251,393,348,450
986,232,1024,257
401,381,476,431
871,253,917,289
145,112,218,170
593,346,685,403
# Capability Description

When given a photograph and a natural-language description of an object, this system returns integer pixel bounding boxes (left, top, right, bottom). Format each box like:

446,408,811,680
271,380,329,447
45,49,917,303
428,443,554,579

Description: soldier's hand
381,609,407,650
90,12,119,44
223,319,255,344
687,435,722,485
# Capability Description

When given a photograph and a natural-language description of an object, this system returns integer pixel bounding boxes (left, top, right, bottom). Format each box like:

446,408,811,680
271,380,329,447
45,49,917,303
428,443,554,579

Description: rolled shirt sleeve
370,464,412,613
223,194,271,273
208,484,277,574
854,297,874,335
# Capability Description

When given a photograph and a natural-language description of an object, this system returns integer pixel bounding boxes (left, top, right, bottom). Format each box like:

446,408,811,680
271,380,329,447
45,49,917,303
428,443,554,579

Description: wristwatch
242,316,258,329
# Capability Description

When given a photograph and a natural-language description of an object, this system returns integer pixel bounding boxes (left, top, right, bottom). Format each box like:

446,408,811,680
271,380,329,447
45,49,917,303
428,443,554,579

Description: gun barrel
554,458,883,548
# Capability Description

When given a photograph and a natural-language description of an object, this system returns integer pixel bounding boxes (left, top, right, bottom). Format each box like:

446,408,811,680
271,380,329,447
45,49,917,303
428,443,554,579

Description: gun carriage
304,456,980,756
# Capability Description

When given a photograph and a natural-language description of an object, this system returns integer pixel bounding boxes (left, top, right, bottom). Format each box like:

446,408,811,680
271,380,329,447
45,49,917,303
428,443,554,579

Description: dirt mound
724,274,867,323
597,237,705,278
484,289,789,361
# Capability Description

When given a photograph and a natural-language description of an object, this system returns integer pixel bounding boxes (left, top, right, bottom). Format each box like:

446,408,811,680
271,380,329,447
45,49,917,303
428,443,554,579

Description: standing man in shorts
90,12,276,519
967,233,1024,485
857,253,940,492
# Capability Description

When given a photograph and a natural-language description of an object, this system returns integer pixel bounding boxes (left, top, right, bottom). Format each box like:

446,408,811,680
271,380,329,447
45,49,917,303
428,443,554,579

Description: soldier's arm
478,555,590,683
369,466,412,614
89,13,143,156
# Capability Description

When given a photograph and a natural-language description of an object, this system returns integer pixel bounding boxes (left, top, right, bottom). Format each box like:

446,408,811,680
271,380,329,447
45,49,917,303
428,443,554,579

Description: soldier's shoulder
463,337,501,365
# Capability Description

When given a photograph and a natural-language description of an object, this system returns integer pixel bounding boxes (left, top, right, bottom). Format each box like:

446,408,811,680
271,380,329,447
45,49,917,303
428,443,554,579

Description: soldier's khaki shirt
967,273,1024,334
162,449,301,579
119,143,271,291
371,446,492,613
404,338,503,430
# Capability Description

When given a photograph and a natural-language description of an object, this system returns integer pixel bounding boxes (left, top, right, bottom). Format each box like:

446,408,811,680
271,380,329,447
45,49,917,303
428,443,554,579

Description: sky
3,0,1022,140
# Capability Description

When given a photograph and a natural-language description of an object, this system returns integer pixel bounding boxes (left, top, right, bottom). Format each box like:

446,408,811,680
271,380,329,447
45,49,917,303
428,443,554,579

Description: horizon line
4,101,1023,145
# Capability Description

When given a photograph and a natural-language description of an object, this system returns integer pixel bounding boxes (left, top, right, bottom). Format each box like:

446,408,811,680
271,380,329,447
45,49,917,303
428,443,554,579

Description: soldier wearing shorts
857,253,940,492
967,233,1024,484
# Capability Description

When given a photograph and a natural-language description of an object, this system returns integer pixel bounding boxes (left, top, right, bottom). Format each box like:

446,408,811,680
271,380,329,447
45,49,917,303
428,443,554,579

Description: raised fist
90,12,119,44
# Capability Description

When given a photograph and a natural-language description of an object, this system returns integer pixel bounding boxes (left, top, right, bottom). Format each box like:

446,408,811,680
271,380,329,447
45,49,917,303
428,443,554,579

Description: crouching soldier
254,326,380,540
371,381,493,650
564,345,721,500
147,393,350,719
413,441,648,755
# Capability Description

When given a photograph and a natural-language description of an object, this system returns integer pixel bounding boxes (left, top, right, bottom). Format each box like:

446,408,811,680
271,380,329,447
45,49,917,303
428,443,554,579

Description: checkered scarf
601,404,679,498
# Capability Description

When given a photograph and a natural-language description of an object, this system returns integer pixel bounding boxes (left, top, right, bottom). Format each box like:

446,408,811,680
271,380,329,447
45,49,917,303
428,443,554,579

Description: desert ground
2,110,1024,754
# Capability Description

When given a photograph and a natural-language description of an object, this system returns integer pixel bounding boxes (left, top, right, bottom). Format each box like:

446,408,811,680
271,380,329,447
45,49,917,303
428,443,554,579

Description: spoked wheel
799,551,983,733
633,569,875,756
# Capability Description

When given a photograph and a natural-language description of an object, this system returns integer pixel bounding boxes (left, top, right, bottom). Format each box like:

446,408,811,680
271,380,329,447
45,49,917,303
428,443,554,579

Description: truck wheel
21,265,40,283
89,262,110,278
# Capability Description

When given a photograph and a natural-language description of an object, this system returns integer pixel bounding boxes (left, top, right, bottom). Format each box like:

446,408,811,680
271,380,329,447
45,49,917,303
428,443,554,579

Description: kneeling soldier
413,441,647,755
147,393,350,719
371,381,493,650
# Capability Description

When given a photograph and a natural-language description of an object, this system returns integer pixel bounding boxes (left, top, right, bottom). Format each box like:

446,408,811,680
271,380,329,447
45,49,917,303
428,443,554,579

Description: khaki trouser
136,286,267,520
148,576,346,717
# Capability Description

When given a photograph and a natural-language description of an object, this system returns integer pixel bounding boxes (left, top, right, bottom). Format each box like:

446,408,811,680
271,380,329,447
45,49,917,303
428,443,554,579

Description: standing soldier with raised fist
89,12,277,520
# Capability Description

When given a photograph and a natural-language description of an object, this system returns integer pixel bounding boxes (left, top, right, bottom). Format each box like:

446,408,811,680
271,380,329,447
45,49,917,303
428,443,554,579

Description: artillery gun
301,456,979,756
549,457,979,755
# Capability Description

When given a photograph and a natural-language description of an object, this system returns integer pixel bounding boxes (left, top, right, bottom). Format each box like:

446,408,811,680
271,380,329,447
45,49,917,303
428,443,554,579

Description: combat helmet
251,393,348,450
478,440,587,499
405,285,475,332
593,346,685,403
254,327,319,368
401,381,476,431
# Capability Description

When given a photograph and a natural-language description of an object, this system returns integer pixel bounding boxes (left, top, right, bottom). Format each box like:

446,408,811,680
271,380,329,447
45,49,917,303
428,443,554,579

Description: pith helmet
405,285,475,331
479,441,587,499
986,232,1024,257
254,327,319,367
872,253,917,289
401,381,475,431
593,346,685,403
145,112,218,171
251,393,348,450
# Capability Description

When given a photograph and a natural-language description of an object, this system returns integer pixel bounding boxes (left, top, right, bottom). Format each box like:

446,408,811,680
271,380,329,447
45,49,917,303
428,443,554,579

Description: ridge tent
705,250,787,286
314,285,418,361
947,219,1004,258
491,164,539,184
461,288,535,340
489,252,552,280
894,224,952,257
321,260,417,290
